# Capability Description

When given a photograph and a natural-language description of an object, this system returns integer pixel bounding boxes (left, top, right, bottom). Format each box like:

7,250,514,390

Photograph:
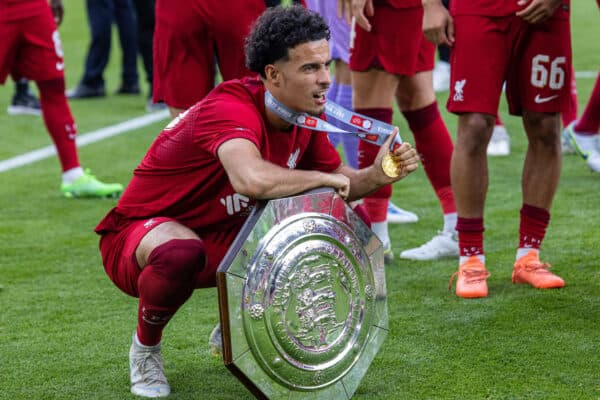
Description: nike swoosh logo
56,62,64,71
534,94,559,104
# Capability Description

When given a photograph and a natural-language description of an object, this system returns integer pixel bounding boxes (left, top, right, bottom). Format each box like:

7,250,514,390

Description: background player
339,0,459,262
0,0,123,198
306,0,419,224
423,0,569,298
153,0,267,118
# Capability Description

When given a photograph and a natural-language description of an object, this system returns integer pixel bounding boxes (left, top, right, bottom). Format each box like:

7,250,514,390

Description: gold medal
381,152,400,178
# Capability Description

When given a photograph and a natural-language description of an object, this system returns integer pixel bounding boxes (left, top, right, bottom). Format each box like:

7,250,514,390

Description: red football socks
402,102,456,214
37,78,80,172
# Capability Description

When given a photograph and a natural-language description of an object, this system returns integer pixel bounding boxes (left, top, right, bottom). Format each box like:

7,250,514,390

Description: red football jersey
451,0,570,18
0,0,47,21
96,77,342,235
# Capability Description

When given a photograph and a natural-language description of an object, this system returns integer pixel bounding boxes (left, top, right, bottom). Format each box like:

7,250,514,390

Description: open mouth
313,92,326,102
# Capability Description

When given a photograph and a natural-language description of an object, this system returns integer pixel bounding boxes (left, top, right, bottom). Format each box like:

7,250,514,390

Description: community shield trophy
216,188,389,399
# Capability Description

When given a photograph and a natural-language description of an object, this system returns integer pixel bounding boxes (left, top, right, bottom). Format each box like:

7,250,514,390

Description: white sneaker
129,334,170,398
587,150,600,173
563,121,600,172
387,202,419,224
432,61,450,93
208,323,223,357
487,125,510,156
399,231,459,261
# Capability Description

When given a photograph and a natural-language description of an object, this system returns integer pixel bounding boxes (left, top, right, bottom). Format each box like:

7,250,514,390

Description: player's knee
459,114,494,152
463,113,494,135
523,112,561,149
146,239,206,281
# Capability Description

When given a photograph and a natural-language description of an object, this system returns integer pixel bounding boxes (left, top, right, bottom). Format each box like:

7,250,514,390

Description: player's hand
374,128,419,183
422,0,455,47
516,0,561,24
337,0,353,25
50,0,64,25
340,0,374,32
324,173,351,200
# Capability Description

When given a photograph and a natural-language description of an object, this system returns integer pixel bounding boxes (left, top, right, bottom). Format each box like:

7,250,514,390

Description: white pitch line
0,109,170,173
575,70,598,79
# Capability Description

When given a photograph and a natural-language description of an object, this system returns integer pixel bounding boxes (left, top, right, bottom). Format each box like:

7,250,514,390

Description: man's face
270,39,331,116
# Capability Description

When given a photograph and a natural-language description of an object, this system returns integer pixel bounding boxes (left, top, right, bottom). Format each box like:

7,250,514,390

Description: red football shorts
349,4,435,75
447,14,572,116
99,218,234,297
153,0,265,109
0,6,65,84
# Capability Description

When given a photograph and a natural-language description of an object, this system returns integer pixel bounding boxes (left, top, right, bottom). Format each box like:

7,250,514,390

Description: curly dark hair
245,5,330,78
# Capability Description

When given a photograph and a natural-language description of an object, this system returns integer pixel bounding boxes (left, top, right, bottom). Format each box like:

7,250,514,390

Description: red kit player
0,0,123,198
96,6,419,397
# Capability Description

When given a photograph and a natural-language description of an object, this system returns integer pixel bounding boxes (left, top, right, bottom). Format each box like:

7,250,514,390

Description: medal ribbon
264,90,402,150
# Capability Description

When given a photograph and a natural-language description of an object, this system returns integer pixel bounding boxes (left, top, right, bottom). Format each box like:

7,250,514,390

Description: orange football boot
449,256,490,298
512,250,565,289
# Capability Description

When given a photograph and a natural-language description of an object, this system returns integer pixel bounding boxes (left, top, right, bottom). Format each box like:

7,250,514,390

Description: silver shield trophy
216,188,388,399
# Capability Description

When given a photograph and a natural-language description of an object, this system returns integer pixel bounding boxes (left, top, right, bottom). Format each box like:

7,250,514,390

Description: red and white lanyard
264,90,403,150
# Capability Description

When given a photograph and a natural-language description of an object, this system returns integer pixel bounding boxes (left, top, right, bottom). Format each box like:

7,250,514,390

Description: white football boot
129,334,170,398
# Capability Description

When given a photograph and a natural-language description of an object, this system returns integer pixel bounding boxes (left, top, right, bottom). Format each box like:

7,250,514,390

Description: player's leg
132,0,165,111
134,221,205,346
395,37,458,261
213,0,266,81
561,67,578,127
113,0,140,94
67,0,111,98
520,114,561,211
153,0,216,117
447,15,508,298
509,16,569,289
18,9,123,197
0,13,24,108
101,218,206,397
450,112,495,298
349,3,409,264
133,222,205,397
564,73,600,172
352,68,399,264
351,4,421,238
514,111,565,288
572,73,599,134
7,78,42,116
38,79,124,197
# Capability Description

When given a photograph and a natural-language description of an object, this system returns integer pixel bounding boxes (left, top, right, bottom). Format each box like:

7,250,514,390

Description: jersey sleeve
191,85,265,156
